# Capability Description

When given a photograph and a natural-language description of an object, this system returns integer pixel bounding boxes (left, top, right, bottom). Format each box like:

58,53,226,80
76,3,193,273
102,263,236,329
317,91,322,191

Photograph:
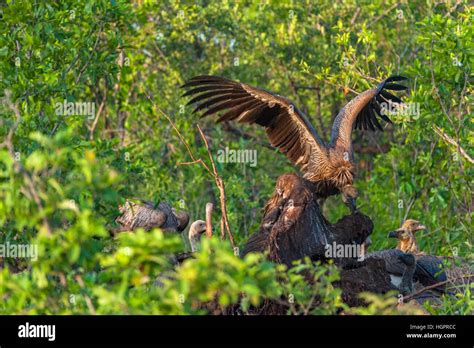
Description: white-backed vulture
188,220,206,252
182,75,407,212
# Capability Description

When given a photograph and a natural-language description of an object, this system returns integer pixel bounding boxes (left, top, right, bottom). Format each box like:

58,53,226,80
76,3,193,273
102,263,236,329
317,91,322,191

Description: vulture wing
182,75,329,175
368,249,448,288
416,255,447,285
367,249,406,275
330,76,408,151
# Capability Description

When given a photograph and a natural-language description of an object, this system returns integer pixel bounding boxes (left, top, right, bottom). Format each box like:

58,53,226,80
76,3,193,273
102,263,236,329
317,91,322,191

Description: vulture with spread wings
181,75,407,212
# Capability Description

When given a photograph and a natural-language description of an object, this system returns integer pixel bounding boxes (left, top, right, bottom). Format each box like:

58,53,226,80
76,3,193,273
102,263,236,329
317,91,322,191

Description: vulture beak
388,230,399,238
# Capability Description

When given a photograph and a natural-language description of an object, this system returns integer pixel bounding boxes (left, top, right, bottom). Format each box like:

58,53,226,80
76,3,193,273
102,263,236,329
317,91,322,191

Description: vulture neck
189,237,199,252
331,88,377,148
397,235,419,254
400,261,416,295
188,226,200,252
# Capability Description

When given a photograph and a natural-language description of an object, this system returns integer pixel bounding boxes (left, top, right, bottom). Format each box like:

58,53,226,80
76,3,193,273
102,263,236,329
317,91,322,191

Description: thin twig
2,91,52,236
350,7,361,26
367,2,400,28
433,125,473,164
89,88,107,140
75,275,97,315
403,275,472,302
144,93,212,175
144,93,235,248
197,125,235,247
205,202,213,239
178,159,206,166
75,25,103,84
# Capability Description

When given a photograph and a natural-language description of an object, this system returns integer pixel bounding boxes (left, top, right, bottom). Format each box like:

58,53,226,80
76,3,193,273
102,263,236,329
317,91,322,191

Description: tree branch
433,125,473,164
145,93,235,248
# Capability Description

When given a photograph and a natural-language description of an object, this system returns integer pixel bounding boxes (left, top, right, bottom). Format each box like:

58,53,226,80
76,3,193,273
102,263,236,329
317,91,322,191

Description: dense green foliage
0,0,472,314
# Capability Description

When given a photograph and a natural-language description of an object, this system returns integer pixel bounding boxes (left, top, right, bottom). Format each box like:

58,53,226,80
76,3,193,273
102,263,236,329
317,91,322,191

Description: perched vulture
241,173,373,266
366,248,446,289
182,75,407,212
389,219,474,293
114,200,190,233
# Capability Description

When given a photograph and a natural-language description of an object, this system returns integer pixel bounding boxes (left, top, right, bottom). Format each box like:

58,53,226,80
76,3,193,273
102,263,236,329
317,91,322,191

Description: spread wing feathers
354,76,408,131
330,76,407,149
181,75,329,174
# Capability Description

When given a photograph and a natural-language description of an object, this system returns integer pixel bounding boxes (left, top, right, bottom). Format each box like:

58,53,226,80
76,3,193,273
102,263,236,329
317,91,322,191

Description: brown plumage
242,174,373,266
240,173,391,308
115,200,190,233
388,219,426,254
182,75,407,212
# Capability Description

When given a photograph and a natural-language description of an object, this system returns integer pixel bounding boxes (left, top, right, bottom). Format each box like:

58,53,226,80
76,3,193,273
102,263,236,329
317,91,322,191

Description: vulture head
188,220,207,252
402,219,426,233
388,219,426,253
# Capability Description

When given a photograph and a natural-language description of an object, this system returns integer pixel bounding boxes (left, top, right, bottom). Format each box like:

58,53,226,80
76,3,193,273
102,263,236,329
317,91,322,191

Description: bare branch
205,203,213,239
145,93,235,248
89,89,108,140
197,125,236,247
433,125,473,164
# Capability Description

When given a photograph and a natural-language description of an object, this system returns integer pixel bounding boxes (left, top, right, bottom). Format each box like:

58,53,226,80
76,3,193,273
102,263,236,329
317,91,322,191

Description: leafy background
0,0,472,314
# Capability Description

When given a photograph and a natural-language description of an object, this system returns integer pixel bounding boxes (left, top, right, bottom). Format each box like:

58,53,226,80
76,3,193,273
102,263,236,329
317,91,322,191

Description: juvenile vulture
389,219,473,292
173,203,214,263
182,75,407,212
155,219,207,286
388,219,426,253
